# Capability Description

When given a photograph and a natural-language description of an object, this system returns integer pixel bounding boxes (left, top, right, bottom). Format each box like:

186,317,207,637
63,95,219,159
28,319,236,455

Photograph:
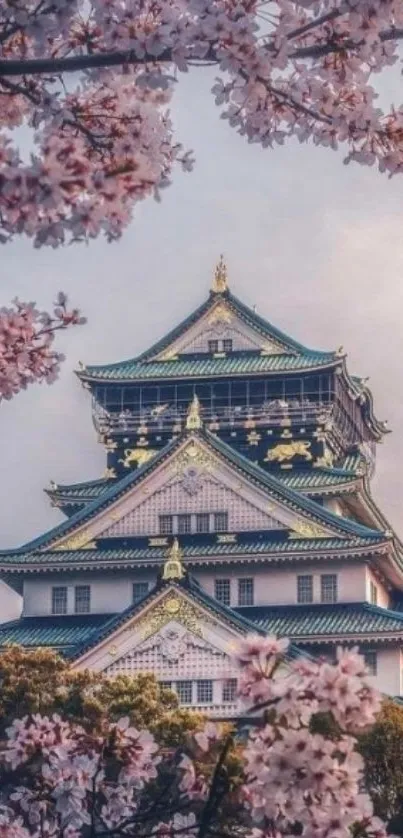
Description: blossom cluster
0,636,392,838
1,0,403,245
0,292,85,400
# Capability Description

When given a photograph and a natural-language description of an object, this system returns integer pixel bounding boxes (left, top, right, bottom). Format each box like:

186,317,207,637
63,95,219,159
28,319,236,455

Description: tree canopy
0,637,393,838
0,645,201,745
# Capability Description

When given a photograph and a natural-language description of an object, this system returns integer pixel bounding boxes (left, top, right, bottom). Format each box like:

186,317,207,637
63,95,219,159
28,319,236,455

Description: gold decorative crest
162,539,185,580
173,442,214,478
247,431,261,446
159,349,178,361
208,303,232,325
186,395,202,431
103,467,117,479
119,448,157,468
265,441,312,463
136,593,202,641
314,448,334,468
289,520,329,539
53,529,96,551
212,255,228,293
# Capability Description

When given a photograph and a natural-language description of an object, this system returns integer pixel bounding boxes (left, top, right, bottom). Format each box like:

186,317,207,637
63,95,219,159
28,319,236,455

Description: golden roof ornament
212,255,228,293
186,395,202,430
162,538,185,580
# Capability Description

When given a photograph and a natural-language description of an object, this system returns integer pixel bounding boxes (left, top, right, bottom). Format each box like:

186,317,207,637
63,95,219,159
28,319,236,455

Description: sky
1,66,403,581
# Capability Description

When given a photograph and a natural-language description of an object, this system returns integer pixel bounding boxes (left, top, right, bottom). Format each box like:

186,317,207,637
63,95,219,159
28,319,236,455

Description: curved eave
0,539,391,582
44,478,114,506
340,362,389,440
76,355,339,386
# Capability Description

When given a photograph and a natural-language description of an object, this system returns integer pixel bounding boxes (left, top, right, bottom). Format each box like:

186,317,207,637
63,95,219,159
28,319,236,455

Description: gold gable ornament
212,255,228,294
186,395,202,431
289,520,329,539
162,539,185,581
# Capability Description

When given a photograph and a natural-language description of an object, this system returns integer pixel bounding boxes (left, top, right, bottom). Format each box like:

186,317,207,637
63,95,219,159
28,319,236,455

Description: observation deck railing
92,399,333,436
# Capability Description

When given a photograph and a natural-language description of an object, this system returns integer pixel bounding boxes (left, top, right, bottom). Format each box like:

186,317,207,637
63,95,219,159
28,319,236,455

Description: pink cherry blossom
0,293,85,402
1,1,403,246
0,639,392,838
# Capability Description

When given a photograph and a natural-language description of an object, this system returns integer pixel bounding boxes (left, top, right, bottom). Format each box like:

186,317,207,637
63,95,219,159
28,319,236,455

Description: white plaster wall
23,571,155,616
370,646,402,696
23,560,370,616
365,567,390,608
0,581,22,623
194,561,367,607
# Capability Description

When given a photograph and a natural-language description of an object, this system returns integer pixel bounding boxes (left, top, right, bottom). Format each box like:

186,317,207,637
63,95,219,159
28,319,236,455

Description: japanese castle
1,259,403,712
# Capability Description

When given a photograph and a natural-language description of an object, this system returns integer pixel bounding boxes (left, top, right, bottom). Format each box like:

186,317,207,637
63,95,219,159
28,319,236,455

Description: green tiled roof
276,466,359,492
3,602,403,657
0,535,384,573
81,352,337,383
238,602,403,639
46,478,112,503
0,615,107,650
79,292,336,383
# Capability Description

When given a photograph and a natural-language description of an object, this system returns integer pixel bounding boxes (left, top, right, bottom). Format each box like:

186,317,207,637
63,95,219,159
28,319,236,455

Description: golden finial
212,255,228,293
186,395,202,431
162,538,185,580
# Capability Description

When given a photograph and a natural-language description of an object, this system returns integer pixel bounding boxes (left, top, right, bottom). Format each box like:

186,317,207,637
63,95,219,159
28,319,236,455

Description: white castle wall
23,559,370,617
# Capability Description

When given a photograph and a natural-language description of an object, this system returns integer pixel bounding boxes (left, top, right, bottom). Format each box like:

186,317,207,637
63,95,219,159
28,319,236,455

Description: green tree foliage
0,646,200,744
358,700,403,832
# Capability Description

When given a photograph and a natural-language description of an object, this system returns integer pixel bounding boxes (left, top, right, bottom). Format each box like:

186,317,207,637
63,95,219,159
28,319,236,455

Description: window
196,513,210,533
297,575,313,604
238,578,254,606
214,511,228,532
197,680,213,703
215,579,231,607
178,514,192,534
223,339,233,353
176,681,193,705
208,340,219,354
321,574,338,604
363,649,377,676
133,582,149,604
52,586,67,615
74,585,91,614
370,581,378,605
159,681,172,691
159,514,173,535
222,679,237,703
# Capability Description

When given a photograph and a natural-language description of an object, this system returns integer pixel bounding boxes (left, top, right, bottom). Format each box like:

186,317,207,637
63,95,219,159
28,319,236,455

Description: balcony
92,398,333,436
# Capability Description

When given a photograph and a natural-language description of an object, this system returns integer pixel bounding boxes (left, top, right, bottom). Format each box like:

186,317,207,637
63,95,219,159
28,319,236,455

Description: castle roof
76,284,387,440
2,601,403,654
77,290,337,384
1,428,386,561
45,459,362,512
238,601,403,643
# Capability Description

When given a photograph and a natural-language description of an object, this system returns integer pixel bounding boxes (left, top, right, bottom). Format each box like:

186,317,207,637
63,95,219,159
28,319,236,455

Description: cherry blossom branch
0,292,85,401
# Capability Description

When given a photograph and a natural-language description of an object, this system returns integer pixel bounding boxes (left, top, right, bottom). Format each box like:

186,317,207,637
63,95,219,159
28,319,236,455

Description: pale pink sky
1,67,403,553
